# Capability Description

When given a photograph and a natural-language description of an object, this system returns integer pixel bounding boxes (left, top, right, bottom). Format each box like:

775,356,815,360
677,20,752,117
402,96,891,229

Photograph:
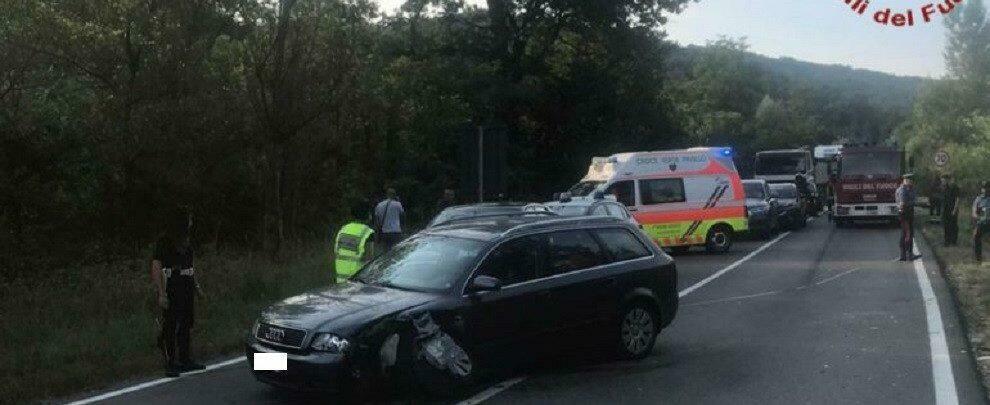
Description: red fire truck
830,145,904,226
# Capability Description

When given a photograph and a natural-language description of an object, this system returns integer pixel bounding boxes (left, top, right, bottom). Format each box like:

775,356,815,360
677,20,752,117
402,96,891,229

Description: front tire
616,303,659,360
705,226,733,253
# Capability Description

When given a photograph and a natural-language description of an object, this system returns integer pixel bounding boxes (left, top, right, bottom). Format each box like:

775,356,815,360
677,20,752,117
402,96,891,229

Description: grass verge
0,243,333,403
917,211,990,398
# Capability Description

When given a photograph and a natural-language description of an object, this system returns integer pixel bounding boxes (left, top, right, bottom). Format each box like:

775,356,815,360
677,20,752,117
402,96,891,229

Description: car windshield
770,185,798,199
568,181,604,197
841,152,900,177
743,182,766,199
354,236,485,292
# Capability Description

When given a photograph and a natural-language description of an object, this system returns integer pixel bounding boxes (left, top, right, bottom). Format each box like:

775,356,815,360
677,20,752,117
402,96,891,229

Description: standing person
151,208,205,377
895,174,921,261
374,188,405,252
972,181,990,263
435,188,457,215
940,174,960,246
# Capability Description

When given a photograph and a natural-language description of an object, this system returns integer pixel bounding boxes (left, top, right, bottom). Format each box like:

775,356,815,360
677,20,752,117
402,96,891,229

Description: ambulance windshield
568,181,604,197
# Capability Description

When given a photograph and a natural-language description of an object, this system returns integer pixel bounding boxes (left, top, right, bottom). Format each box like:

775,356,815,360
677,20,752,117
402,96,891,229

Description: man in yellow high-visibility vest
333,222,374,283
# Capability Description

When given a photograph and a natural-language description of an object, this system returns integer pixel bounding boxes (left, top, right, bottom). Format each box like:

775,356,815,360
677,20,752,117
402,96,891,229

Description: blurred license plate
254,353,287,371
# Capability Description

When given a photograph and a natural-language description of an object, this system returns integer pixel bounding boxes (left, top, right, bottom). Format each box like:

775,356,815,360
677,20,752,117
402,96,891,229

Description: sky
373,0,949,78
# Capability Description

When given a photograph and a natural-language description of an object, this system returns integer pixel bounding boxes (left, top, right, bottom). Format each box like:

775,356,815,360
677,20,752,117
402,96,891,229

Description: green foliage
0,244,331,403
666,37,917,175
0,0,919,278
901,0,990,195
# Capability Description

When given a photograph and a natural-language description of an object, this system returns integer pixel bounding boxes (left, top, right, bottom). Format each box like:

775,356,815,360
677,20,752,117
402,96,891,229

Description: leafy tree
944,0,990,102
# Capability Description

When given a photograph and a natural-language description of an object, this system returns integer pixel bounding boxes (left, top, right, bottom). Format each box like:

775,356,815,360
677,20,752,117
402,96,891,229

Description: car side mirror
468,275,502,293
769,198,778,205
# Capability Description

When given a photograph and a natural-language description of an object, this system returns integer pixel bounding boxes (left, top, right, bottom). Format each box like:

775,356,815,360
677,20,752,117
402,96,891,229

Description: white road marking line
912,240,959,405
682,290,780,306
457,232,793,405
455,377,527,405
812,267,860,286
65,356,245,405
678,232,791,298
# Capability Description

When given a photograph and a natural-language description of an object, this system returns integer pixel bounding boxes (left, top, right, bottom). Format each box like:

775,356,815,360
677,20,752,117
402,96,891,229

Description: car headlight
749,206,768,214
310,333,351,353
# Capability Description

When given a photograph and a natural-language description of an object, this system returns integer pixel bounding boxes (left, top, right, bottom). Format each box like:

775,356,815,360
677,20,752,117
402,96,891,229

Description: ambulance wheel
705,226,732,253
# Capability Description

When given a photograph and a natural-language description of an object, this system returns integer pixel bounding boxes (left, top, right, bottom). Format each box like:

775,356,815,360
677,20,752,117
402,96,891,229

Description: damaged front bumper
246,340,353,392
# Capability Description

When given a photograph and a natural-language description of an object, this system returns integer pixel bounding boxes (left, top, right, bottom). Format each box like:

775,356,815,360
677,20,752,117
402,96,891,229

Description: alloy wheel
621,307,655,355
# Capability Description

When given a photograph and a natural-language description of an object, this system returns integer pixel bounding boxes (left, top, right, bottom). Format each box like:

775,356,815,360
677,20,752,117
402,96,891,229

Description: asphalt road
71,217,988,405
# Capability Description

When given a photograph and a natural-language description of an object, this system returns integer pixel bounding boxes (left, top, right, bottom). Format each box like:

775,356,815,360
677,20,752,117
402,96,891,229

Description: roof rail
432,211,557,228
502,215,620,236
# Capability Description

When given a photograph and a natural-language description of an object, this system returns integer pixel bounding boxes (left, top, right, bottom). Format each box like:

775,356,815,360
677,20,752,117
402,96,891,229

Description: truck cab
830,145,903,225
754,148,820,213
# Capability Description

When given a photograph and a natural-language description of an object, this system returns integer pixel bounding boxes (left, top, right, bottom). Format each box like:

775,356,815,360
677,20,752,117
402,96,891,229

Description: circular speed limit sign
934,150,949,167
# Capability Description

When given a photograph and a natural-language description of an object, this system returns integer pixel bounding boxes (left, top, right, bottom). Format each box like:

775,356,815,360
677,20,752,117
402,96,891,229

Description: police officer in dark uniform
152,208,205,377
940,174,960,246
895,174,921,261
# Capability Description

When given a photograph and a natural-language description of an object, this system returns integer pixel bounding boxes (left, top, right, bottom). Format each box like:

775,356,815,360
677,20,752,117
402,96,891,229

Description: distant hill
669,45,929,111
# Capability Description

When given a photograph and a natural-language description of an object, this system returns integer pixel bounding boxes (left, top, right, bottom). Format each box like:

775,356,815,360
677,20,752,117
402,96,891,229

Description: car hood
258,282,437,335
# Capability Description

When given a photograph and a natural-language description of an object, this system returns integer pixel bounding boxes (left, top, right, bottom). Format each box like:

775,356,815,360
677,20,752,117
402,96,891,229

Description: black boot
165,362,182,377
179,361,206,372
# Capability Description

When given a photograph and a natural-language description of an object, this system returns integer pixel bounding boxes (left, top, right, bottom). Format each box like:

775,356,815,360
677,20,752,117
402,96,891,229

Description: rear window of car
770,184,798,199
743,182,765,199
550,205,590,216
595,228,651,262
604,203,628,219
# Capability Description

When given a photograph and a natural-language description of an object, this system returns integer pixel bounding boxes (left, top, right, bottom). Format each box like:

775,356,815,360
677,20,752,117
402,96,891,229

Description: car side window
543,230,605,277
595,228,651,262
605,180,636,207
639,178,686,205
478,235,544,286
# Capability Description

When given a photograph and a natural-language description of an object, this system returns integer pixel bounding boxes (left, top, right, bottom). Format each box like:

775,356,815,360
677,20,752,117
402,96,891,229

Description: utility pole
478,125,484,203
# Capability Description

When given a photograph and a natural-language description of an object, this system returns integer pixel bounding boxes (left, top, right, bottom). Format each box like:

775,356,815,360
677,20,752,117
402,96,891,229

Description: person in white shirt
374,188,405,252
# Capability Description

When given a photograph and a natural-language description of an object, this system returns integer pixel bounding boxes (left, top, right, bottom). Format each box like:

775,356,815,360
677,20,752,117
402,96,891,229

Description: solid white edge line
457,231,793,405
912,240,960,405
64,356,246,405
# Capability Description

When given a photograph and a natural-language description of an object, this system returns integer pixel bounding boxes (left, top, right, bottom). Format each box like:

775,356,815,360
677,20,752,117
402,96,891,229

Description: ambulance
567,147,748,253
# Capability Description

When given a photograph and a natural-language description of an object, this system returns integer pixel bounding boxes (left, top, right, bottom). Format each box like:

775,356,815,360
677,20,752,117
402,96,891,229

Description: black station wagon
247,215,678,396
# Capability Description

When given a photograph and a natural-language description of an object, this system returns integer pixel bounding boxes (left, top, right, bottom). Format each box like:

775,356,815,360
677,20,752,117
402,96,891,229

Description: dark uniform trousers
899,209,915,260
942,211,958,246
976,223,989,263
161,274,195,365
